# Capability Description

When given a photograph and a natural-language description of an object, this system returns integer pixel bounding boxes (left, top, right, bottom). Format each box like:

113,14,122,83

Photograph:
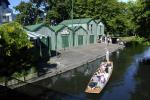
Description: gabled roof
98,22,104,26
70,26,87,33
59,18,93,25
95,19,101,24
50,25,66,33
24,23,45,32
95,19,104,26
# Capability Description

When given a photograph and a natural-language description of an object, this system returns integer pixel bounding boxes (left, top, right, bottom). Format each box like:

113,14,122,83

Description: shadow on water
2,45,150,100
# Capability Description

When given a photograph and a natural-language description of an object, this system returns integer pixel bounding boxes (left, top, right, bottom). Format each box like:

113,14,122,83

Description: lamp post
48,36,51,57
39,37,42,58
72,0,74,46
71,0,73,26
55,33,58,57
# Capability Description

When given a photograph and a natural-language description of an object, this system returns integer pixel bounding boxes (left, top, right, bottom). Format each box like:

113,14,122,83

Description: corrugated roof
50,25,66,32
26,31,44,39
59,18,92,25
24,23,45,32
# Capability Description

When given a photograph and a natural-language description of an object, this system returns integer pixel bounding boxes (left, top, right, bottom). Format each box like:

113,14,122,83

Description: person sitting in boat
105,62,112,73
88,74,99,90
100,74,106,84
101,62,111,73
105,65,109,73
96,72,106,88
101,64,107,73
98,70,106,83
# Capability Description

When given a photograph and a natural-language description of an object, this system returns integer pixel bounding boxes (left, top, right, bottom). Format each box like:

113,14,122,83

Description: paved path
10,43,124,88
51,43,119,68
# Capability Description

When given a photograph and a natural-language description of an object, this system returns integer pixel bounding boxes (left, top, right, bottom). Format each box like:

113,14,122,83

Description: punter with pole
105,48,110,62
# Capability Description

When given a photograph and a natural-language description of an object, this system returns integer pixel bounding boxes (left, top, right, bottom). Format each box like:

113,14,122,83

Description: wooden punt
85,61,113,94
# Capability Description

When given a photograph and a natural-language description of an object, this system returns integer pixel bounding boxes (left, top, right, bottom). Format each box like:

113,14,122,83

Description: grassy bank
119,36,150,46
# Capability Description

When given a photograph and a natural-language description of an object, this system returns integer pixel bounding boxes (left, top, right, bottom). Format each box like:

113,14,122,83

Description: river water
9,46,150,100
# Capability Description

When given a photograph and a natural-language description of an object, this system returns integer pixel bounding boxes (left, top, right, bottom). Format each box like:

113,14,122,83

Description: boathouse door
40,36,51,57
78,35,83,46
90,35,94,43
62,35,69,48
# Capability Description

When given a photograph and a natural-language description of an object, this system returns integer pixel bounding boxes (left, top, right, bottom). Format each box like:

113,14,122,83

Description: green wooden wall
35,26,56,50
97,22,105,37
56,27,73,50
74,27,87,47
87,20,97,44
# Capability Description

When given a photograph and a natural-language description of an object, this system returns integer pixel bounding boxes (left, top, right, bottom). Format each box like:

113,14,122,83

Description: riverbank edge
8,44,124,89
119,36,150,46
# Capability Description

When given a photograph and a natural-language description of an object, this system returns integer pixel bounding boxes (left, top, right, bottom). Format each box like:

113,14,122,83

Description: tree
0,22,33,76
15,1,43,25
14,0,142,37
15,0,71,25
0,22,32,56
46,10,60,24
135,0,150,38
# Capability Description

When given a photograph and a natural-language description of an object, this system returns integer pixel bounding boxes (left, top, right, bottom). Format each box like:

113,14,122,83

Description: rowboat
85,61,113,94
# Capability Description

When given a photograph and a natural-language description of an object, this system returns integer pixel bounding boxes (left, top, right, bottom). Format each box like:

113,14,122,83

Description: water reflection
143,47,150,58
131,47,150,100
13,46,150,100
